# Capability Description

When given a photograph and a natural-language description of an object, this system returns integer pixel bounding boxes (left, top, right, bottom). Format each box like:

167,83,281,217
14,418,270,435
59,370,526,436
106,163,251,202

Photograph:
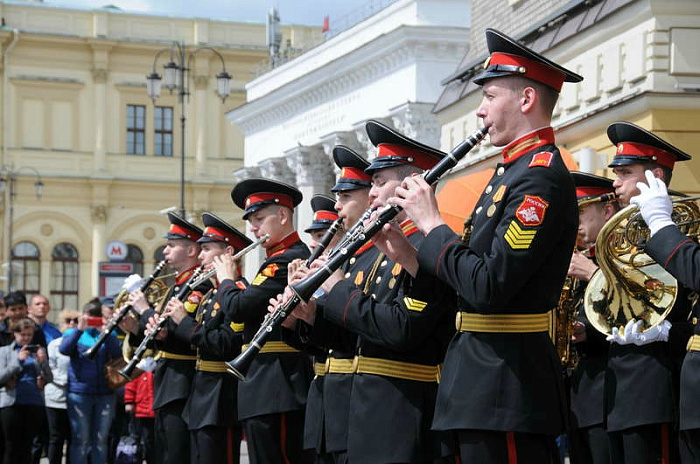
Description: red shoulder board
235,280,247,290
515,195,549,227
261,263,279,277
528,152,554,168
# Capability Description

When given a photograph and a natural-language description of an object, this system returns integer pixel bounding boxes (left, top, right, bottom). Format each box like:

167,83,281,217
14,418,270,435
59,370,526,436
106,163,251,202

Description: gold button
349,257,356,265
375,276,382,284
485,185,493,194
497,167,505,176
475,206,483,215
455,311,463,331
345,272,351,278
381,260,387,267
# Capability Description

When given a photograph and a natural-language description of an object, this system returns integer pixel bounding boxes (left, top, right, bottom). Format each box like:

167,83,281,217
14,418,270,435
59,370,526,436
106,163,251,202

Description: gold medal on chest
487,204,497,217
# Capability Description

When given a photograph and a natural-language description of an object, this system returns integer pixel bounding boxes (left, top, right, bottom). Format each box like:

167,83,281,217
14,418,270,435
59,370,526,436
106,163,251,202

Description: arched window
153,246,166,263
50,243,79,310
126,245,144,277
10,241,40,298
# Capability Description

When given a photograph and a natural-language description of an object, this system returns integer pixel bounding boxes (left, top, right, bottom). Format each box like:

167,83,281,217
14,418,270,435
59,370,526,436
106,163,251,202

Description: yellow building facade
0,1,321,312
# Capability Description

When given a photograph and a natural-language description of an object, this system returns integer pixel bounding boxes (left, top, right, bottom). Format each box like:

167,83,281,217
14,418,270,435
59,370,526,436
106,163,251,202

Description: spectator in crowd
125,369,156,464
0,295,6,322
0,318,52,464
28,295,61,344
60,298,121,464
46,309,79,464
0,292,46,347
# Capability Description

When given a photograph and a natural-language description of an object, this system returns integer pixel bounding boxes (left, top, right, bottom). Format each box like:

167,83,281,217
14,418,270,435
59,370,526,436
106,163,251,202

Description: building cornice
228,25,468,135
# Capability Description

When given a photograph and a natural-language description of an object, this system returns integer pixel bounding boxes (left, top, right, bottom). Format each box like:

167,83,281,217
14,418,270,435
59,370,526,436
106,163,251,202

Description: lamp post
146,42,232,219
0,165,44,291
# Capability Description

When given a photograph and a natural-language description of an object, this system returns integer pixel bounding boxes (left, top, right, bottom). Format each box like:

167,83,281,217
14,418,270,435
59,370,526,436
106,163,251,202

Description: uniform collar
502,127,555,164
266,232,301,258
176,265,199,285
354,241,375,256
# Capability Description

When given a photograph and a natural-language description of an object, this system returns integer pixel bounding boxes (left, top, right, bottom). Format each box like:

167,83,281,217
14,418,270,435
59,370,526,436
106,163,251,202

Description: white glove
631,170,673,237
606,319,671,345
122,274,144,292
137,356,157,373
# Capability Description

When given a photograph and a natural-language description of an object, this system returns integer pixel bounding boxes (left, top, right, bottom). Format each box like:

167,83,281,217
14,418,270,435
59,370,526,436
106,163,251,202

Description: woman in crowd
46,309,80,464
60,298,121,464
0,318,52,464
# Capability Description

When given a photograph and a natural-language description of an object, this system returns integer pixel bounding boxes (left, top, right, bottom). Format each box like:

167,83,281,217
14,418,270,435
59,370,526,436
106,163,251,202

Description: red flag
322,15,330,33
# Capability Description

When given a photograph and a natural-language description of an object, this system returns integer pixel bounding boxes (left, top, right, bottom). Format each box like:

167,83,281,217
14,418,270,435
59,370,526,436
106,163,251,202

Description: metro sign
106,240,128,261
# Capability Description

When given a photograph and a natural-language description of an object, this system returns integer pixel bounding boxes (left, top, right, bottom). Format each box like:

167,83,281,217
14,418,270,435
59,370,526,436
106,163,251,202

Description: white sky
40,0,372,26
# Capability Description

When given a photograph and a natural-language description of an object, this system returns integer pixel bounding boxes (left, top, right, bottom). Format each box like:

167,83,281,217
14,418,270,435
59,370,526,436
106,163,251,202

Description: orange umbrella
436,169,494,233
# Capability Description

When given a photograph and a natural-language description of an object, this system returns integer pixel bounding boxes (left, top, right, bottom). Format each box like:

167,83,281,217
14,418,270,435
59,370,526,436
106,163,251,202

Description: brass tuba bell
584,197,700,335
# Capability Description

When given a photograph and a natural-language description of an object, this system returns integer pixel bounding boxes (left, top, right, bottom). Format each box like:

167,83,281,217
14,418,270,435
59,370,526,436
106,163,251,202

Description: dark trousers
569,424,611,464
457,429,560,464
46,407,71,464
155,400,190,464
31,406,48,464
190,425,241,464
680,428,700,464
244,410,313,464
608,423,678,464
136,417,156,464
0,404,44,464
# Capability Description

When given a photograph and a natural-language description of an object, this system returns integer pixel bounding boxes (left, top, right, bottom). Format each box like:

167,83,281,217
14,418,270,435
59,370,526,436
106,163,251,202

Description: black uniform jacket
141,266,213,411
287,241,378,454
412,127,578,436
314,221,455,464
570,254,609,430
644,224,699,430
174,279,247,429
217,232,312,421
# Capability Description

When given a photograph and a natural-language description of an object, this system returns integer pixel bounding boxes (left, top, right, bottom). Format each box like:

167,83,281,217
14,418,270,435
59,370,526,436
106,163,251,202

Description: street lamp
145,42,232,218
0,165,44,291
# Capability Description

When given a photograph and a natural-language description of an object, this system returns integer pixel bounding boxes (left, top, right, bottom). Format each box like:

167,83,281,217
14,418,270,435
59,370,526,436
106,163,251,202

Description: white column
194,75,209,176
93,69,108,171
90,205,107,296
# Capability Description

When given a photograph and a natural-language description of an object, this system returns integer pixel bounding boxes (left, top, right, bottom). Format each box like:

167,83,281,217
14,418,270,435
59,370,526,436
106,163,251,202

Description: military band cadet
283,146,375,464
567,172,618,464
291,121,456,463
603,122,693,464
632,144,700,464
386,28,581,463
123,212,212,464
217,179,313,464
162,213,252,464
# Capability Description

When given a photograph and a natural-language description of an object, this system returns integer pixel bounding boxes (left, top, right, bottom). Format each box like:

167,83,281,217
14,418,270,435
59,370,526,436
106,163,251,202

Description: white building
227,0,471,273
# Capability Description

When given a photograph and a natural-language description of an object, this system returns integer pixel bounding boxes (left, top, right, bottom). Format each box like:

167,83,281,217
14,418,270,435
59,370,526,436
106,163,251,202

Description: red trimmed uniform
311,221,456,463
172,279,247,464
217,233,313,464
410,128,578,462
631,225,699,463
138,267,213,464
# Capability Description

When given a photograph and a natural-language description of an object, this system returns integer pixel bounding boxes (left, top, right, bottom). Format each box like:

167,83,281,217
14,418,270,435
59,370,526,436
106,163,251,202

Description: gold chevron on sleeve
403,297,428,312
230,322,245,333
251,274,268,286
504,220,537,250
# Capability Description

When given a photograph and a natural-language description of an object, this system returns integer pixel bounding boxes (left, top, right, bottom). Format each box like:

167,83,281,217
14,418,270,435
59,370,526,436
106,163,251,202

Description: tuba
584,196,700,335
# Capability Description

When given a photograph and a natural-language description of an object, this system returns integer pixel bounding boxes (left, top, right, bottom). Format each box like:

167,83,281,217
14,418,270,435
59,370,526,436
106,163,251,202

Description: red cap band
339,167,371,181
245,192,294,210
313,211,338,222
576,187,614,199
615,142,677,169
376,143,437,171
489,52,566,92
169,224,201,240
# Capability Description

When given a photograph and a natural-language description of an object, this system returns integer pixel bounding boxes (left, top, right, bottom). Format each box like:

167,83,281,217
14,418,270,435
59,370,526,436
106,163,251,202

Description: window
126,245,144,277
10,241,40,298
153,246,166,263
154,106,173,157
126,104,145,155
50,243,79,310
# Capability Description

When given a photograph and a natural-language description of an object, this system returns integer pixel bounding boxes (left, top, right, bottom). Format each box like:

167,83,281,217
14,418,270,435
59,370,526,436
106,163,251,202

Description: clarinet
85,260,168,360
226,126,489,380
118,266,205,381
306,218,343,266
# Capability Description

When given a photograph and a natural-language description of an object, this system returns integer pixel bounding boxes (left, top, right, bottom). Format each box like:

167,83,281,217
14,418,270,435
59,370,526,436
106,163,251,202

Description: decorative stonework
143,227,155,240
390,102,440,149
41,224,53,237
232,166,261,184
284,145,334,190
90,204,107,224
92,68,109,84
258,157,296,185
